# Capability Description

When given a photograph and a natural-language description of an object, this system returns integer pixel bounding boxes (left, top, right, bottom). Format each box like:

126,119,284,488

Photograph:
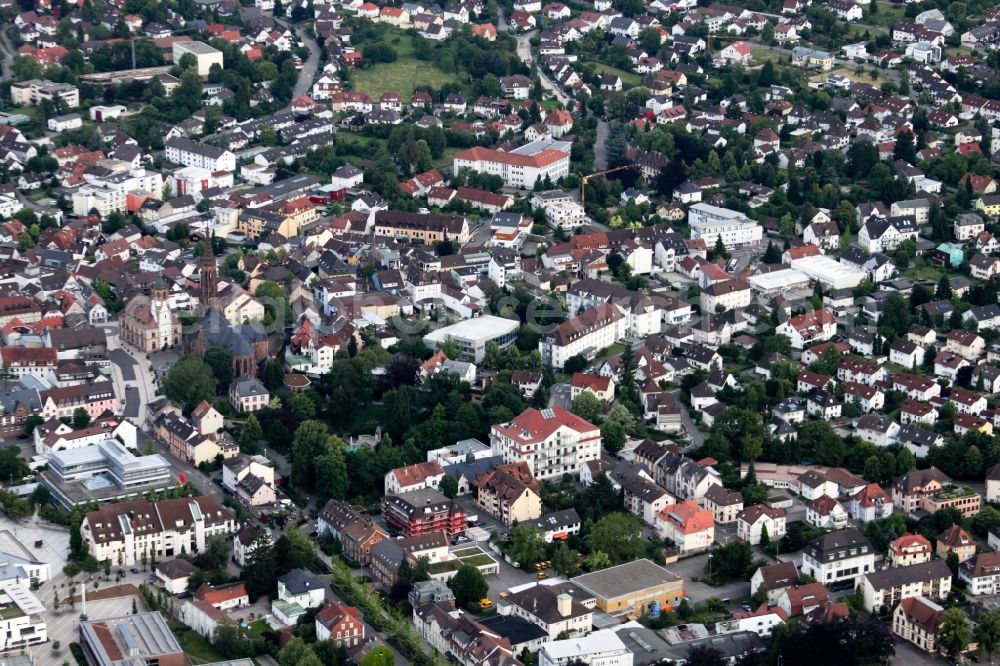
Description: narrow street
672,389,705,450
594,119,609,170
276,17,321,111
0,25,14,81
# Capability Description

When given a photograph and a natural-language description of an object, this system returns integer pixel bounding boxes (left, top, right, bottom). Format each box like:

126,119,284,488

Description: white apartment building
165,137,237,172
538,629,632,666
801,528,876,585
453,145,569,189
857,560,952,613
80,496,238,566
223,454,275,496
687,203,763,249
736,505,786,545
539,303,627,369
72,184,127,217
10,79,79,107
491,406,601,480
544,201,589,230
959,552,1000,595
700,279,751,313
504,586,593,640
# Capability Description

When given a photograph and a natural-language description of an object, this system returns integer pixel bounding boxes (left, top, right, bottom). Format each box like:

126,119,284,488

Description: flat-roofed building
172,41,224,76
570,559,684,615
423,315,520,363
687,203,762,249
80,612,185,666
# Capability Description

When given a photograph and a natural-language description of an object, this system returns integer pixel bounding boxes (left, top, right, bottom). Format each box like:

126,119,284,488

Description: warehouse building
570,559,684,615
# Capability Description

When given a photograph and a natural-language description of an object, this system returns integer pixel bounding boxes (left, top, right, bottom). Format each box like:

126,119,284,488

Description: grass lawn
428,560,463,575
246,619,268,639
584,61,642,88
434,146,461,170
750,48,784,64
350,31,460,99
591,342,627,365
458,554,496,567
861,3,905,28
174,628,226,663
902,263,946,281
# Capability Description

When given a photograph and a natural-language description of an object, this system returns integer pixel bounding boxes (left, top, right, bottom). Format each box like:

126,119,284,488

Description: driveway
548,383,571,411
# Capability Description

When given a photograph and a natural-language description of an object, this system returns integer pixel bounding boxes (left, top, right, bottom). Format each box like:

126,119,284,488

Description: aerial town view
4,0,1000,663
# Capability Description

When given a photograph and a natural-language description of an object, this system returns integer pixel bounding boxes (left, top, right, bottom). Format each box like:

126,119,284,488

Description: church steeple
201,233,218,311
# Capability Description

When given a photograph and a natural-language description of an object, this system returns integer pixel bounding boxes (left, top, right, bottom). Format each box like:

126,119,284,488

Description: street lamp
708,553,714,581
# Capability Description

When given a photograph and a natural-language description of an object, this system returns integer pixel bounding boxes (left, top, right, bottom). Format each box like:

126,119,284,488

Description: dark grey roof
862,559,951,590
278,568,332,596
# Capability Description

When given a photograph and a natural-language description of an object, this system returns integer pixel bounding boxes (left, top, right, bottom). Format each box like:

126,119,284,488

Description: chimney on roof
557,593,572,618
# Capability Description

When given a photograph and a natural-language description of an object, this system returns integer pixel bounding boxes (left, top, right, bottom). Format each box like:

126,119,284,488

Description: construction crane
579,165,636,206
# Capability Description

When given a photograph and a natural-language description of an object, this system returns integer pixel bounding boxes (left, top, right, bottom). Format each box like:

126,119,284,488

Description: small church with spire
183,236,271,378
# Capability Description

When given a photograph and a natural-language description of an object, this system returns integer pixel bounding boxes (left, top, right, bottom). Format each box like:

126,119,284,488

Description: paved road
124,387,140,418
594,119,609,170
672,390,704,449
110,348,137,382
277,17,321,111
0,26,14,81
104,323,156,427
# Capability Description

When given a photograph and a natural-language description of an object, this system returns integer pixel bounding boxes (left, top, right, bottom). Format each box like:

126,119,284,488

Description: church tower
201,234,219,311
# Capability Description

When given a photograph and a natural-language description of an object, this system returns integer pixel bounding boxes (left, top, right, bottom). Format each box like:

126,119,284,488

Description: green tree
508,523,548,567
601,420,627,456
448,564,488,604
162,356,218,413
212,622,251,659
976,609,1000,664
938,607,973,657
315,445,349,502
586,513,645,564
72,407,91,428
291,420,334,490
203,347,234,389
583,550,612,571
439,475,459,499
239,414,262,448
571,392,603,423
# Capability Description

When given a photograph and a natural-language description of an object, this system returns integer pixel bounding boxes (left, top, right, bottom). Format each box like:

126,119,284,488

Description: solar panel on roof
540,408,555,419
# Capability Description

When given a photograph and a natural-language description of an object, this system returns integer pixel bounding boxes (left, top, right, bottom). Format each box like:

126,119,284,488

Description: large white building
688,203,763,249
801,528,876,585
789,255,867,290
423,315,520,363
173,41,225,77
80,496,238,566
165,137,236,172
453,145,570,189
539,303,627,369
10,79,79,107
491,407,601,480
538,629,632,666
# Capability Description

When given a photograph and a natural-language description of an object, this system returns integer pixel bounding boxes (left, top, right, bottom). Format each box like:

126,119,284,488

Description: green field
586,61,643,88
352,31,462,99
353,60,460,100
